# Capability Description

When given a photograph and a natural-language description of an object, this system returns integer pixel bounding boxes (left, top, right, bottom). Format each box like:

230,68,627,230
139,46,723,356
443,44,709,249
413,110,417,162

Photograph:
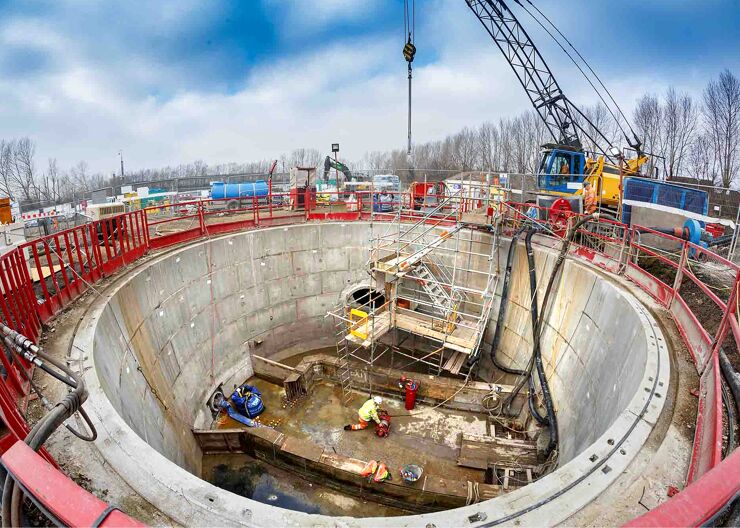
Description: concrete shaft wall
92,223,369,473
483,238,647,464
84,223,665,526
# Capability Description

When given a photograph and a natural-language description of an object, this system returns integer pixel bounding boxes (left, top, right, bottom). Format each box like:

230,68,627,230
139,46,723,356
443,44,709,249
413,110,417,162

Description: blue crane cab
536,145,586,193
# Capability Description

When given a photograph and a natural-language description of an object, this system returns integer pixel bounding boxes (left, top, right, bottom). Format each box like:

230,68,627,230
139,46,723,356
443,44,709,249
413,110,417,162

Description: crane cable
511,0,638,149
518,0,640,146
403,0,416,157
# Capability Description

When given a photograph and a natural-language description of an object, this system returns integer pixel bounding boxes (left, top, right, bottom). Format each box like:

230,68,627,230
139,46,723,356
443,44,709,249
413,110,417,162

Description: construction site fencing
0,188,736,526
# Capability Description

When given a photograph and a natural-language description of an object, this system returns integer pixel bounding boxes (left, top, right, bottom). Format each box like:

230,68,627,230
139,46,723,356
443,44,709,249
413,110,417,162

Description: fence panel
19,210,149,322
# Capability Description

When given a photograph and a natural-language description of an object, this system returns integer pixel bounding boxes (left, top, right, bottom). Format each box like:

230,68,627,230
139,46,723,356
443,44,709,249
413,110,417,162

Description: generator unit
86,203,126,221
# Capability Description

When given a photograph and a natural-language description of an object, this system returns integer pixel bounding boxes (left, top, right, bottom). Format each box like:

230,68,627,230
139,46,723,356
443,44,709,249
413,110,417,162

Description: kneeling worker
344,396,382,431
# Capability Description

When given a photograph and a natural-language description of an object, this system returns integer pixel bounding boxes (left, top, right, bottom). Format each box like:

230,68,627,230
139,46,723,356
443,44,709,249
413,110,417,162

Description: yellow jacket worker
344,396,382,431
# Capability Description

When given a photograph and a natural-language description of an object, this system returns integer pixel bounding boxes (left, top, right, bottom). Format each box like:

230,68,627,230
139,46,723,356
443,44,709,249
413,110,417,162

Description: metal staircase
411,261,462,324
327,184,500,383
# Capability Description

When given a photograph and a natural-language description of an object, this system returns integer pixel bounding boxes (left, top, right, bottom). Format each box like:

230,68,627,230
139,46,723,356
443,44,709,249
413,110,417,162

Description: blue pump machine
219,383,265,427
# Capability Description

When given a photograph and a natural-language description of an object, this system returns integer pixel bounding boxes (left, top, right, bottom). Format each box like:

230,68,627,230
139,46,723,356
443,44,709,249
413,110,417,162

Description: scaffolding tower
329,186,501,400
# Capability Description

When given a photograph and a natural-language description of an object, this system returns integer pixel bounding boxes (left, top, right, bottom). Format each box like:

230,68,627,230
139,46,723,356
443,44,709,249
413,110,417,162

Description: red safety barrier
625,448,740,527
1,442,145,527
17,209,149,322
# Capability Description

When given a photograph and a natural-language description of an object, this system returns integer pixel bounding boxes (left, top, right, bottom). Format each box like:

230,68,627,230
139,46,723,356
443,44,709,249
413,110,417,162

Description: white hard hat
373,396,382,405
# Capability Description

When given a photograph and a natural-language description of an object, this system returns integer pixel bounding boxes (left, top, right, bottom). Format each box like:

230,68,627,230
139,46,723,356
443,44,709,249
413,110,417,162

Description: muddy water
205,454,405,517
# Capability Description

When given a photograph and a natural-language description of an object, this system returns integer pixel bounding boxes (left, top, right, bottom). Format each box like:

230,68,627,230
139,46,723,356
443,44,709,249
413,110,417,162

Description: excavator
322,155,352,184
463,0,649,210
317,155,353,204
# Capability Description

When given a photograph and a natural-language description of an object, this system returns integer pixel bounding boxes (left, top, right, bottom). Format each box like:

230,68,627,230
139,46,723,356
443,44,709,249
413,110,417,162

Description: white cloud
264,0,378,34
0,0,715,176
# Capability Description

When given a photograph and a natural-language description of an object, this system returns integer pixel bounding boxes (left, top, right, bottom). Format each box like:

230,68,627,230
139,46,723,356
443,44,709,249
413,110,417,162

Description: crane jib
464,0,625,159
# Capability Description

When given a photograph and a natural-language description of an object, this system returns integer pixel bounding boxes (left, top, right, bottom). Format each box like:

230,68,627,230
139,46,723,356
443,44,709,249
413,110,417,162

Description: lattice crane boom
465,0,618,159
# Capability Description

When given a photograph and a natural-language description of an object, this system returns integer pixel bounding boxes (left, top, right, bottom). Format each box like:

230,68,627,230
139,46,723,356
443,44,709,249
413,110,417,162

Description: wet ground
217,378,487,482
211,377,489,515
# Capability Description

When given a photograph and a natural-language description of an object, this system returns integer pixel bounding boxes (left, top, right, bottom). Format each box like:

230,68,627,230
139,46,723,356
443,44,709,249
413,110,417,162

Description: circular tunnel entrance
349,287,386,310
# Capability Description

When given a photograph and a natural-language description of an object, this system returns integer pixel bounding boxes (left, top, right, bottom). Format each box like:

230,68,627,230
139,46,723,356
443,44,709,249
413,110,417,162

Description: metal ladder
335,338,354,405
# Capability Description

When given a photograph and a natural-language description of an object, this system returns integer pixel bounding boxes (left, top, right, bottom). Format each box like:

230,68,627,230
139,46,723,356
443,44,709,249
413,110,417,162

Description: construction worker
560,160,570,175
344,396,382,431
583,181,597,214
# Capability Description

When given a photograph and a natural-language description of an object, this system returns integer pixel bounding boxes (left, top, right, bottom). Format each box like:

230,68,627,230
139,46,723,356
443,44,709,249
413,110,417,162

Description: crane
464,0,648,209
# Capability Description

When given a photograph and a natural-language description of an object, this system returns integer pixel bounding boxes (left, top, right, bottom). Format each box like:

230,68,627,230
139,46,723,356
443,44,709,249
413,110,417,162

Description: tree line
1,70,737,210
366,69,739,187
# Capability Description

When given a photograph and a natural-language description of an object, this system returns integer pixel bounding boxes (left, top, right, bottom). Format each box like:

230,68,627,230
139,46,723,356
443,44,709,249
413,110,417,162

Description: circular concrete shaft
74,223,669,526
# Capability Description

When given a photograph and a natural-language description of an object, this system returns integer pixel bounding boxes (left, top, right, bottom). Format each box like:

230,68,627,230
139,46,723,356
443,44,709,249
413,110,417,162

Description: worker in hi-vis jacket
344,396,382,431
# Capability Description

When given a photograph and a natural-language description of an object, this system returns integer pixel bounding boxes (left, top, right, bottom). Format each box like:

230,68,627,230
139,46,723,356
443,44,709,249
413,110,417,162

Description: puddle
207,456,405,517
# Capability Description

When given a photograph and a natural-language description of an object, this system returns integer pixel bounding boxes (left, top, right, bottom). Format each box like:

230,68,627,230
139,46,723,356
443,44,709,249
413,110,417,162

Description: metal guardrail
0,189,736,526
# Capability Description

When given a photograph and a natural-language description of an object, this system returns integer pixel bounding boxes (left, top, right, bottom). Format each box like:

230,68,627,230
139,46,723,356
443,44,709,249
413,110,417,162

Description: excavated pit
75,222,670,526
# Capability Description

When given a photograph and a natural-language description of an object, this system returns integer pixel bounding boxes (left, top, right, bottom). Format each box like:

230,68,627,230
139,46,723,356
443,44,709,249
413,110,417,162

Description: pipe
524,229,549,426
719,349,740,454
502,214,598,456
1,327,89,528
484,226,528,374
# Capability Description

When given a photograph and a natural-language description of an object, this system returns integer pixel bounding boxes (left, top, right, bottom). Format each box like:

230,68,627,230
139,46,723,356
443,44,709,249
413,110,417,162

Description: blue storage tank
211,180,268,200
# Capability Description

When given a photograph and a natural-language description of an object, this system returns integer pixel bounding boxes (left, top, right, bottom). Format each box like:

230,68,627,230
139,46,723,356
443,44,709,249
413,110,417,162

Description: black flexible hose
486,226,529,375
1,326,89,527
2,335,77,388
524,229,549,426
502,214,598,456
719,349,740,420
10,343,97,442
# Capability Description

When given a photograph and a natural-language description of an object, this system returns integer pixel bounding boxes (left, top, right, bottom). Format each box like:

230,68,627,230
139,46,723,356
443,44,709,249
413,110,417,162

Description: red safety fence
16,209,149,323
1,442,144,527
625,448,740,527
0,189,737,526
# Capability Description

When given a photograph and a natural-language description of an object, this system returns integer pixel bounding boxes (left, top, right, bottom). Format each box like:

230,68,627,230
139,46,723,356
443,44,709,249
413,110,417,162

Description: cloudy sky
0,0,738,174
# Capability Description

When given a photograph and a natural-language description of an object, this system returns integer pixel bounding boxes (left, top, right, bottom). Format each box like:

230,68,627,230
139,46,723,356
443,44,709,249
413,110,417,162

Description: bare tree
449,127,479,171
634,94,663,178
38,158,62,203
577,103,620,156
70,161,91,192
703,69,740,188
688,133,716,183
284,148,322,169
660,88,698,179
9,138,39,202
509,112,545,173
0,140,14,200
477,122,500,170
361,151,391,171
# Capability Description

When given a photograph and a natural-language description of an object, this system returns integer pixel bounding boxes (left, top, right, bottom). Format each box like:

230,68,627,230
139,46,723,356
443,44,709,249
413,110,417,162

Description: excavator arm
322,156,352,183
